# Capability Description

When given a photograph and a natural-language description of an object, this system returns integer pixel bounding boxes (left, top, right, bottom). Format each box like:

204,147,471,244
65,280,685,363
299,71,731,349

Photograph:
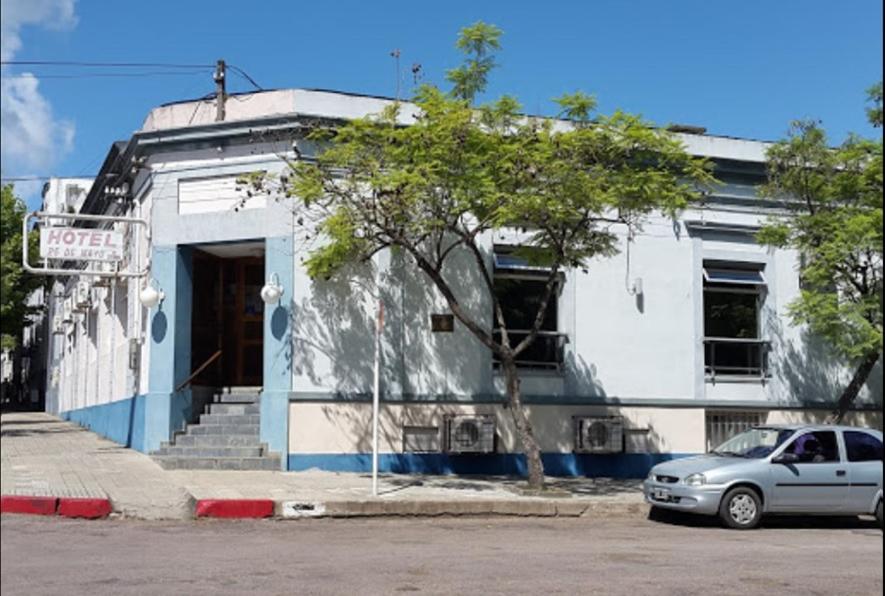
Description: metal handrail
176,350,222,392
704,337,769,379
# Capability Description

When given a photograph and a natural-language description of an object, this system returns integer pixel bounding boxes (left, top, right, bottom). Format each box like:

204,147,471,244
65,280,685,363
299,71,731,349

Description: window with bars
492,246,566,370
705,410,767,452
703,261,769,378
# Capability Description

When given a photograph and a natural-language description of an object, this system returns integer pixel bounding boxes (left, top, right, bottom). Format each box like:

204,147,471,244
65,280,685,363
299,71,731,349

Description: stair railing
175,350,222,393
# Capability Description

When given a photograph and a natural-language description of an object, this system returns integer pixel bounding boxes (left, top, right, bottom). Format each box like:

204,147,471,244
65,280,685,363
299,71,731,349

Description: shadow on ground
0,418,78,438
648,507,883,532
365,474,642,498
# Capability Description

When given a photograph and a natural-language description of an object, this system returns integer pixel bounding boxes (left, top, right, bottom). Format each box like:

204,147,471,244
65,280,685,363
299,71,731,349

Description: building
40,89,882,476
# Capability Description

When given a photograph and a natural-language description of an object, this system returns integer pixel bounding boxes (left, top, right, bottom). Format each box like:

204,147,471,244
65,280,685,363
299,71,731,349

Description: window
493,246,564,370
844,431,883,462
703,261,768,378
782,431,840,463
705,410,767,451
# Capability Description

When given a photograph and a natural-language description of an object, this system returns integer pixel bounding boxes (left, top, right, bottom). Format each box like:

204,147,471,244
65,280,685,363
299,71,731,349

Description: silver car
644,424,884,529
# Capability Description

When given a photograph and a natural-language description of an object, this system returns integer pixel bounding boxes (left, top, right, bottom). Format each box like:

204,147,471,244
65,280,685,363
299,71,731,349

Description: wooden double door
191,252,264,387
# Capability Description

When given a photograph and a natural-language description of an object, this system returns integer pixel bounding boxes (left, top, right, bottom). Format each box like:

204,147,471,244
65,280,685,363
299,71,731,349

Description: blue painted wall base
61,395,147,452
287,452,693,478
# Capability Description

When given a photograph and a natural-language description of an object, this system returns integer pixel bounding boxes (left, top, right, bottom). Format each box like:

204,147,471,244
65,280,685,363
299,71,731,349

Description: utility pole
214,59,226,122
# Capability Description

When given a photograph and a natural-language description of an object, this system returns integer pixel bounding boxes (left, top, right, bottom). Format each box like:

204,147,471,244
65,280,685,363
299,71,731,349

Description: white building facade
41,89,882,476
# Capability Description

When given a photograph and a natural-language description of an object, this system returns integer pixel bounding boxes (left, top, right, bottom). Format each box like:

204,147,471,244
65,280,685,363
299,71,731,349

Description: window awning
703,267,766,285
493,247,553,272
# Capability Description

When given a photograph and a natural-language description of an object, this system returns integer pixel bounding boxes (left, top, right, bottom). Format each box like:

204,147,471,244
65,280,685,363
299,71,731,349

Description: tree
254,23,712,488
1,184,41,350
758,83,883,423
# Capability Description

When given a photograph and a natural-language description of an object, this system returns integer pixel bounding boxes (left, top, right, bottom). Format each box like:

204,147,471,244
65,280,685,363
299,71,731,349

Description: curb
195,499,274,519
277,499,650,519
1,495,112,519
57,497,113,519
1,495,58,516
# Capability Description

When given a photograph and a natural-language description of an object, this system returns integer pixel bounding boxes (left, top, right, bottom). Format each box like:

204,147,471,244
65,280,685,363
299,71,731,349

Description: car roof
753,424,882,436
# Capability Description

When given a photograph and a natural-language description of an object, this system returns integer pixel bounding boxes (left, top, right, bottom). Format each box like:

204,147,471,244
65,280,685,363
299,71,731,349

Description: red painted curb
0,495,58,516
57,497,113,519
195,499,274,518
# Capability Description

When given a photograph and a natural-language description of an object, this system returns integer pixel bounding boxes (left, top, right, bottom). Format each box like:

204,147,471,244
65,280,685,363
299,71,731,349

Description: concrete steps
151,389,282,471
152,455,282,471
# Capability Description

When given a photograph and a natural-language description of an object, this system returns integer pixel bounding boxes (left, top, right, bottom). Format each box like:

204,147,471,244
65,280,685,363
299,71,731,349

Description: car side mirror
773,453,799,464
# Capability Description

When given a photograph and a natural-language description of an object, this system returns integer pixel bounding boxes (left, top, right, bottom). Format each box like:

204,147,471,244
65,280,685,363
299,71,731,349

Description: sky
2,0,883,208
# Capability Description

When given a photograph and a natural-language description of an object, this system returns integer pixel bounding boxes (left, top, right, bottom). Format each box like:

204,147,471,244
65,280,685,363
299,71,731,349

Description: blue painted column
144,244,193,452
261,236,294,469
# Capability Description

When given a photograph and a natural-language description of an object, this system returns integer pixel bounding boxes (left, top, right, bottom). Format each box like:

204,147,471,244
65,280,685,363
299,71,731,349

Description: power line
1,60,214,68
228,65,263,91
1,70,212,80
2,59,264,91
2,176,89,182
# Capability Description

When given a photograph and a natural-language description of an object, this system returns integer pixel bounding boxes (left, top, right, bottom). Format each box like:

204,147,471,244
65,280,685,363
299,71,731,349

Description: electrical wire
0,60,214,68
228,64,263,91
1,70,212,80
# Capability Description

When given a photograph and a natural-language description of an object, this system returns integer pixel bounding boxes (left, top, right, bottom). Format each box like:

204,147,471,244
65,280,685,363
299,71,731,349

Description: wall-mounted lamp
628,277,643,296
260,273,284,305
139,279,165,308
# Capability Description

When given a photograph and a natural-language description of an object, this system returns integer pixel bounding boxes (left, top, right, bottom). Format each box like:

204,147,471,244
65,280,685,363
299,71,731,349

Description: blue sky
2,0,882,208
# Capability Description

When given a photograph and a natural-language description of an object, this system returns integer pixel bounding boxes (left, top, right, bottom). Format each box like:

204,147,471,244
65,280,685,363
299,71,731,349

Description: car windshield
711,427,795,459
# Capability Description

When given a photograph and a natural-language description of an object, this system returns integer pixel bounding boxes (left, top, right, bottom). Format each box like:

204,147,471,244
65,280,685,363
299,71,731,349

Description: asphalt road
1,514,881,596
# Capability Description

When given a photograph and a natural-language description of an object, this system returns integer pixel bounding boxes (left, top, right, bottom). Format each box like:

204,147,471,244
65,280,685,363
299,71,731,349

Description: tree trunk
827,351,881,424
500,356,545,490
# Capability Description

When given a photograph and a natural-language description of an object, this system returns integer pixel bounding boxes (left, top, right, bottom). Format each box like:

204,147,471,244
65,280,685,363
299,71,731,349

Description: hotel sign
40,227,124,262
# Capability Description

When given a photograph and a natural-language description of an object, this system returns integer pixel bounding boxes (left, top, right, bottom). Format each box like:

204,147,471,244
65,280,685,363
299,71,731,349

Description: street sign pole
371,299,384,497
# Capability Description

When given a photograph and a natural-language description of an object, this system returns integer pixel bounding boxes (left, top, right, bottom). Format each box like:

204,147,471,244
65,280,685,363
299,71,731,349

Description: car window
844,431,883,463
783,431,840,463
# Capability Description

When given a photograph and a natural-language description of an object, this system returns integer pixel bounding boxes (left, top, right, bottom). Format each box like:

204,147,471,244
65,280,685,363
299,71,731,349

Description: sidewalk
1,412,647,520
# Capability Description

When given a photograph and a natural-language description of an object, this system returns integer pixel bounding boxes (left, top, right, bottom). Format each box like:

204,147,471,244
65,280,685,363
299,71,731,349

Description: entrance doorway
191,245,264,388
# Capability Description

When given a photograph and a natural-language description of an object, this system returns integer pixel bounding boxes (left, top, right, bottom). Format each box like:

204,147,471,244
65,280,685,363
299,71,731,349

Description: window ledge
705,375,771,385
494,367,565,378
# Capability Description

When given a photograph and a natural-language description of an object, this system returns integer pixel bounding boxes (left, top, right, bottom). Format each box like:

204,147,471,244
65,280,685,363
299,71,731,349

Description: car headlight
647,469,656,481
684,473,706,487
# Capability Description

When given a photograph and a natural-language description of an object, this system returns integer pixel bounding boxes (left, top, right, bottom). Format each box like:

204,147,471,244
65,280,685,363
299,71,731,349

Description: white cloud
0,0,78,175
1,0,77,62
1,74,75,170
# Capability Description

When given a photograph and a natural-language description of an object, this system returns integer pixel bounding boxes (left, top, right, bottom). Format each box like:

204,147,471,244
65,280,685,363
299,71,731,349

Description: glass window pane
704,267,765,285
844,431,883,462
704,290,758,338
784,431,840,463
493,278,557,331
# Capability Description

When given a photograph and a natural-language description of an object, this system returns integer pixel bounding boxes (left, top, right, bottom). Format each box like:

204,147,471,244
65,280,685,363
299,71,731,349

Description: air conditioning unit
74,280,91,310
574,416,624,454
445,415,495,454
51,315,65,335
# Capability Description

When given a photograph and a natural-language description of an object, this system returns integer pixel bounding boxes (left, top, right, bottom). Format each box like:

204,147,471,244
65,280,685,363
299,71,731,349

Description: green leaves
757,84,883,362
446,21,502,103
1,184,42,349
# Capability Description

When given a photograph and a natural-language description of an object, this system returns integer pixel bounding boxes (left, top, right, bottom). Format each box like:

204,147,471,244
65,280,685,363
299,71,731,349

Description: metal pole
214,59,226,122
371,299,384,497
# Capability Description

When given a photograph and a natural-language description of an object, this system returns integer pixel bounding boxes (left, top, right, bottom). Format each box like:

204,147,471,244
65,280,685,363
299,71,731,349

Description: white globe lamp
139,282,165,308
260,273,284,305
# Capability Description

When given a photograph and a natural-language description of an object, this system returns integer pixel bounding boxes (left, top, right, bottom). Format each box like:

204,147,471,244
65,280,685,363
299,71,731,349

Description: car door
843,430,884,515
769,430,849,512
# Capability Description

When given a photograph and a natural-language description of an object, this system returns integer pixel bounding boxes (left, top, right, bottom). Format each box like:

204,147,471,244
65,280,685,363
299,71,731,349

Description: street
2,514,881,596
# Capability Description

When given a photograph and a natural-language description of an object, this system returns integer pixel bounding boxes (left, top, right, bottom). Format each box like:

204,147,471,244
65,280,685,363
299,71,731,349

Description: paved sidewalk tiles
2,412,647,521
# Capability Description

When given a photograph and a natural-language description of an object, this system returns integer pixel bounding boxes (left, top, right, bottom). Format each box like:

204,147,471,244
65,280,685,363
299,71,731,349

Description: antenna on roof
390,49,401,101
214,59,226,122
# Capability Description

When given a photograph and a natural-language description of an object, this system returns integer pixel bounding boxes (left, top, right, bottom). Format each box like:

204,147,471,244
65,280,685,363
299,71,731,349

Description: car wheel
877,500,883,529
719,487,762,530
